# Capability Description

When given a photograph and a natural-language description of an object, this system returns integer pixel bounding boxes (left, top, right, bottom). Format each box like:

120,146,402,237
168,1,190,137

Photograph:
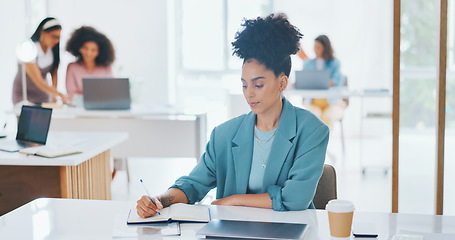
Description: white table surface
284,88,392,98
1,198,455,240
12,104,204,119
37,105,207,159
0,131,128,166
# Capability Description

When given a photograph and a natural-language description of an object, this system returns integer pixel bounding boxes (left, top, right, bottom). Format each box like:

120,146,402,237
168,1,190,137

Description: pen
140,179,160,215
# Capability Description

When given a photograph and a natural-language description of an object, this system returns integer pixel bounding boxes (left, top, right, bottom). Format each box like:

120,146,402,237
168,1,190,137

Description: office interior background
0,0,454,215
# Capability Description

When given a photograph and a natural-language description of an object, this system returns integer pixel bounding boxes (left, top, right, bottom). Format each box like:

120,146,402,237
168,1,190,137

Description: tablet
196,219,309,240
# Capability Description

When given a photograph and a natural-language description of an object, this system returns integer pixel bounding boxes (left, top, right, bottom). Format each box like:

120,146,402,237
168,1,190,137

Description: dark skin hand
136,188,185,218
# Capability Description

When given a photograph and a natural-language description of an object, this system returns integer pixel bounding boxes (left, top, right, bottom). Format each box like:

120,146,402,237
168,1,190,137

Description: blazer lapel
232,112,255,194
263,98,296,191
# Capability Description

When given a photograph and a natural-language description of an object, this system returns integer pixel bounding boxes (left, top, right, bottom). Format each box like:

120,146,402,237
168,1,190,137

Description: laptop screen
16,106,52,144
295,69,331,90
82,78,131,110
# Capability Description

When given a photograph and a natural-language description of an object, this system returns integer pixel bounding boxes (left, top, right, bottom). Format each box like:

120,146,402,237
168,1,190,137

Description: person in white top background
12,17,70,105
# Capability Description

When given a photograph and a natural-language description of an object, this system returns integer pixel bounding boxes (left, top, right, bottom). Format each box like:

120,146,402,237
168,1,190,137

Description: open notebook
19,145,82,158
127,203,210,224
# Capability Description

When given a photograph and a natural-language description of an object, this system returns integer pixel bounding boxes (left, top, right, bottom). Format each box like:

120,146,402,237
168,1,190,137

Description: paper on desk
19,145,82,157
398,230,455,240
112,215,180,238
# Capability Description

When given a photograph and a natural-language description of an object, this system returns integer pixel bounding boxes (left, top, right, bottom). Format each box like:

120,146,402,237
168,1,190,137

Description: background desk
0,132,127,215
48,106,207,160
284,88,392,170
284,88,392,98
227,88,391,119
1,198,455,239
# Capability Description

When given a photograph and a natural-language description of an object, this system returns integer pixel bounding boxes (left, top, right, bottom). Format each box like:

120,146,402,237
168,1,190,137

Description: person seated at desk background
300,35,347,130
65,26,115,101
12,17,70,105
136,14,329,217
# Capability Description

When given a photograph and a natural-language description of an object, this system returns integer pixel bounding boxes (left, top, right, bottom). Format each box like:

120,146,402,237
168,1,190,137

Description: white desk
228,88,391,119
1,198,455,239
284,88,392,99
47,106,207,160
0,132,127,215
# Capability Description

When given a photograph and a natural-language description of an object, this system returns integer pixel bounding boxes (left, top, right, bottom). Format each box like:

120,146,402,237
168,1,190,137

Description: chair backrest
313,164,337,209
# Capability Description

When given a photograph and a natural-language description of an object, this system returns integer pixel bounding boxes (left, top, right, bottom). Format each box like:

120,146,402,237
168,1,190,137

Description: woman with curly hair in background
136,14,329,217
65,26,115,99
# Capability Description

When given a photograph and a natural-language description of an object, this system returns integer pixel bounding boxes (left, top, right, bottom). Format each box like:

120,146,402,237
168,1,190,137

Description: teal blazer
171,98,329,211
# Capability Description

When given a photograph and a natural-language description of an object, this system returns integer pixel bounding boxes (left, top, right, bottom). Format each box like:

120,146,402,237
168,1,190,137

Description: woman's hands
24,62,71,104
212,193,272,209
211,195,240,206
136,195,163,218
57,93,71,104
136,188,189,218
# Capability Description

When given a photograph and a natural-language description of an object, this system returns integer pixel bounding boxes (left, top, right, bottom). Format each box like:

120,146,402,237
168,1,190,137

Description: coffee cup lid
326,199,355,213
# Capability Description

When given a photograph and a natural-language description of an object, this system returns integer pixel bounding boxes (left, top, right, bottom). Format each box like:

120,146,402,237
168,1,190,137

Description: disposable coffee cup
326,199,355,239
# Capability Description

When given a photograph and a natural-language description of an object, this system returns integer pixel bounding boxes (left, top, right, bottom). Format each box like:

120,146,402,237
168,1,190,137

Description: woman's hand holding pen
136,195,163,218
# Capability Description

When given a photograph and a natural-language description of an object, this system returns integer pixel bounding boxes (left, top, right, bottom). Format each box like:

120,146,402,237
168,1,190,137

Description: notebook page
169,203,210,222
127,207,171,223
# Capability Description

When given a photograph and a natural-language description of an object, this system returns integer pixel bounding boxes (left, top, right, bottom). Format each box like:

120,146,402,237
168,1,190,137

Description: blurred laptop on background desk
295,69,331,90
83,77,131,110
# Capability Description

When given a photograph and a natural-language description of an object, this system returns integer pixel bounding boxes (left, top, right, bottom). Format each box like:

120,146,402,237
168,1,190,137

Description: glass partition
399,0,439,214
444,0,455,216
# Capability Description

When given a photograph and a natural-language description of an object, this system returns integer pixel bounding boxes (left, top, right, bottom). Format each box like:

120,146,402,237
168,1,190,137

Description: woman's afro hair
232,14,302,77
66,26,115,66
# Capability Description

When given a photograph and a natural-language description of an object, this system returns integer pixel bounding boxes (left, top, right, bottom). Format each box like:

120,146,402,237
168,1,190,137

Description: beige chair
313,164,337,209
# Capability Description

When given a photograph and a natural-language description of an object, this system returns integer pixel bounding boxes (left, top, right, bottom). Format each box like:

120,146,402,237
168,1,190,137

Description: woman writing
12,17,70,105
136,14,329,216
302,35,346,129
65,26,115,99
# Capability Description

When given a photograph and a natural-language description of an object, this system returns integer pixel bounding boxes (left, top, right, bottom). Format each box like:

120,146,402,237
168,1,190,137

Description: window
399,0,455,214
180,0,224,71
171,0,272,104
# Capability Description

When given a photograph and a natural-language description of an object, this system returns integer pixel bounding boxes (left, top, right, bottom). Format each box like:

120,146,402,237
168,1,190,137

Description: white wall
47,0,169,106
0,0,169,127
0,1,27,129
274,0,394,136
275,0,393,90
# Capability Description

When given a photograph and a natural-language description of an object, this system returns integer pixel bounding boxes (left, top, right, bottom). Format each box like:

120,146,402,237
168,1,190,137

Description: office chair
313,164,337,209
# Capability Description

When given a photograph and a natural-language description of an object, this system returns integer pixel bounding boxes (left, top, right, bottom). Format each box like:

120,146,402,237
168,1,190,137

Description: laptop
82,77,131,110
196,219,309,240
295,69,331,90
0,105,52,152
